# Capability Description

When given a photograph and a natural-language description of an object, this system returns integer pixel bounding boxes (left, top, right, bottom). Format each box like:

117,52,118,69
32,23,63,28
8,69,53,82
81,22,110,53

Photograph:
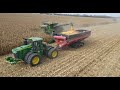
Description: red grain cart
53,30,91,49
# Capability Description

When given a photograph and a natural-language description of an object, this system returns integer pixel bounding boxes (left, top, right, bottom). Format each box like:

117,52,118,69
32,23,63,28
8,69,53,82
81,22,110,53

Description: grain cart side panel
54,30,91,48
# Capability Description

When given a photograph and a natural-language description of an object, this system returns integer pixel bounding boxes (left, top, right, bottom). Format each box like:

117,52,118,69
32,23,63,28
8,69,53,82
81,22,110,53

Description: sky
60,13,120,17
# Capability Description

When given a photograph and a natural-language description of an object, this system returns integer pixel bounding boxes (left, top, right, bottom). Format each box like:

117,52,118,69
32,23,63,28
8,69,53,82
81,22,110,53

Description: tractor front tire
25,53,41,66
24,52,33,63
47,48,58,59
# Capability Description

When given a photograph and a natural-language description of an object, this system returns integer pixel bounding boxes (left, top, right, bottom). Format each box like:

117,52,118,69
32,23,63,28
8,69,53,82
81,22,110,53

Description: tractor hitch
5,57,22,64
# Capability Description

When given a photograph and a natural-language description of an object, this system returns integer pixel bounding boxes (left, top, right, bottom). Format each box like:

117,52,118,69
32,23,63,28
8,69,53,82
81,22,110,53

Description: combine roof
28,37,43,41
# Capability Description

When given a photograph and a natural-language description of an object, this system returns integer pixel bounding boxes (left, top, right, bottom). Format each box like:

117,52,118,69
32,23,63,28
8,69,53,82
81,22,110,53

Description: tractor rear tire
26,53,41,66
47,48,58,59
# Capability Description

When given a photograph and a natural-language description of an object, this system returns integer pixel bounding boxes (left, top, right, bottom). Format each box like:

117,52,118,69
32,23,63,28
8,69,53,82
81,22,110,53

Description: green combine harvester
40,21,71,35
40,21,71,43
40,22,58,35
6,37,58,66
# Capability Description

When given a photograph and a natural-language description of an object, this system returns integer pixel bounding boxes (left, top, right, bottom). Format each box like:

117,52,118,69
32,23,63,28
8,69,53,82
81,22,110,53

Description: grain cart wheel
70,41,84,48
80,42,84,46
48,48,58,59
25,53,41,66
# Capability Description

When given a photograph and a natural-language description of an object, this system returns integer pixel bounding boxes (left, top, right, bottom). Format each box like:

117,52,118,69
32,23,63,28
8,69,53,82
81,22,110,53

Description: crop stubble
0,14,120,77
0,13,114,55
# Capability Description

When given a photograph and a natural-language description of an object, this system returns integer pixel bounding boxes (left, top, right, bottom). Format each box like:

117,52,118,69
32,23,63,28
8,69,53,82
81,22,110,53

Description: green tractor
5,37,58,66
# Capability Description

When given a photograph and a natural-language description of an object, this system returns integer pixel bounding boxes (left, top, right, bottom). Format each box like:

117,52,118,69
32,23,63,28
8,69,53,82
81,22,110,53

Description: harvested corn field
0,13,114,55
0,13,120,77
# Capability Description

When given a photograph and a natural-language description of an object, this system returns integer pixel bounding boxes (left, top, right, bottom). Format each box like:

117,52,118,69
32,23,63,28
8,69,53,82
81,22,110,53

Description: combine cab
40,22,58,35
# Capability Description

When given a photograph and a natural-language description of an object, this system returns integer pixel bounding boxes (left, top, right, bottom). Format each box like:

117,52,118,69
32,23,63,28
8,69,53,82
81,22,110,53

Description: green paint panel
12,44,32,60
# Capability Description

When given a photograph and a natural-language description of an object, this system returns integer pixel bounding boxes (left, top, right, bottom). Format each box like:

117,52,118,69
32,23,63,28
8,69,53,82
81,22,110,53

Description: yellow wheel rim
52,51,58,58
32,56,40,65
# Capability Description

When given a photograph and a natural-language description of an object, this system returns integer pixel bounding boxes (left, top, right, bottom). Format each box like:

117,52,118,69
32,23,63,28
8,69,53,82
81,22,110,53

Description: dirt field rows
1,21,120,77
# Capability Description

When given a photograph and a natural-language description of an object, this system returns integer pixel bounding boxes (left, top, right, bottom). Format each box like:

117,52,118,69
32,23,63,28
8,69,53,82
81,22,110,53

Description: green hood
12,45,32,54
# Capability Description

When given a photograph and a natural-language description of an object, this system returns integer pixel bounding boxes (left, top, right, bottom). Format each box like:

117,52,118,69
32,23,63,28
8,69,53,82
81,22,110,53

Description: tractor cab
24,37,43,45
23,37,44,52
